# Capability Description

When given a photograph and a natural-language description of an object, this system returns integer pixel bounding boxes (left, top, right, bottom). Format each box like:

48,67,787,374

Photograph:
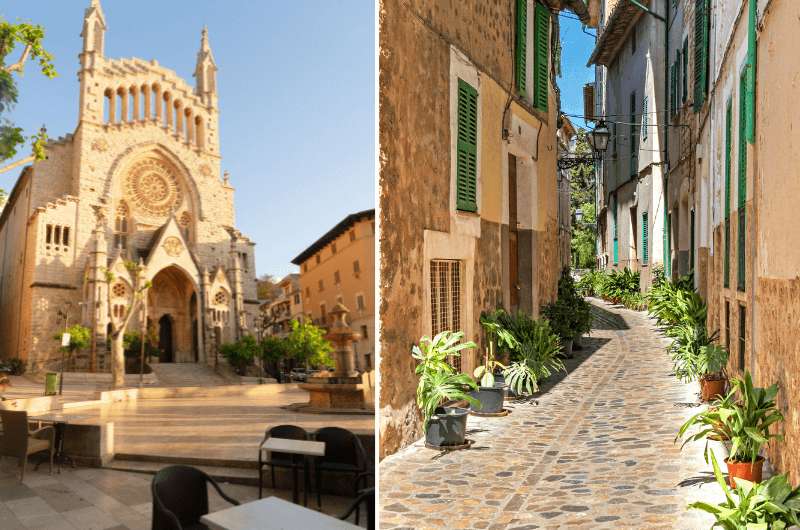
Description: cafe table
29,413,88,472
260,437,325,505
201,496,361,530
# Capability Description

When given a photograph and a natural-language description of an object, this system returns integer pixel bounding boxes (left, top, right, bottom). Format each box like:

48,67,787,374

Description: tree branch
2,44,31,75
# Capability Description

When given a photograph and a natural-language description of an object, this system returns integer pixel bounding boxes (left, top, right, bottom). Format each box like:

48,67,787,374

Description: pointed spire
81,0,106,63
194,26,218,103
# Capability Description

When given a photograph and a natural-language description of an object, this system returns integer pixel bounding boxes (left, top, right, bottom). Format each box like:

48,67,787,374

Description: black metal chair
258,424,309,500
339,487,375,530
151,465,239,530
313,427,368,509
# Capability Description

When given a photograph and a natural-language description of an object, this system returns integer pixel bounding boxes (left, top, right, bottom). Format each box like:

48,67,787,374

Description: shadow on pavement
678,472,719,487
588,302,631,330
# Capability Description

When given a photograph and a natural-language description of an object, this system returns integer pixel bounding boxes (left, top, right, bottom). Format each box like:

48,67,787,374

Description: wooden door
509,154,519,308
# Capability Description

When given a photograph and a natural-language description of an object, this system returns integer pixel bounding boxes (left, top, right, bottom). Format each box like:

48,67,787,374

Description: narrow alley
380,300,729,529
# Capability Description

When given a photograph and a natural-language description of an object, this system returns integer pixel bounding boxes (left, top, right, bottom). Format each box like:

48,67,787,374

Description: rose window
124,159,183,217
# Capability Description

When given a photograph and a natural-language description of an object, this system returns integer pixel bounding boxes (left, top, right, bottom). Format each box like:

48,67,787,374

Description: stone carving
162,236,183,257
199,164,212,177
91,138,109,152
124,158,183,218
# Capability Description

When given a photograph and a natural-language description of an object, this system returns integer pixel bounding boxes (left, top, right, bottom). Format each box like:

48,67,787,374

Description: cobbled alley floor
379,299,737,529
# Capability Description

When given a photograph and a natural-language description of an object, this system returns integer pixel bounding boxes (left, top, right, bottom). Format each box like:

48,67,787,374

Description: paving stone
379,300,726,528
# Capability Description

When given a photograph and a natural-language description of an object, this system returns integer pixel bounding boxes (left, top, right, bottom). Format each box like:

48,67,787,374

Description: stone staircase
150,362,233,387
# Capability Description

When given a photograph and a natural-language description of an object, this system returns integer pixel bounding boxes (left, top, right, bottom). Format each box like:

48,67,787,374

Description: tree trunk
111,333,126,388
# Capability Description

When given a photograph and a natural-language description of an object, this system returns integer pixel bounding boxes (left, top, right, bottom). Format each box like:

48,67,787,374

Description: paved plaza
0,462,360,529
46,387,373,463
380,300,732,529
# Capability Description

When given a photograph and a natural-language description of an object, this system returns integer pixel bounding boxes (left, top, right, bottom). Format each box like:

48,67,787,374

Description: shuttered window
533,2,550,112
746,0,756,143
641,212,649,265
693,0,710,111
670,62,677,116
724,99,732,288
516,0,527,96
737,71,747,291
641,96,648,141
682,37,689,103
456,78,478,213
430,260,463,371
612,198,618,265
629,91,637,177
666,212,672,277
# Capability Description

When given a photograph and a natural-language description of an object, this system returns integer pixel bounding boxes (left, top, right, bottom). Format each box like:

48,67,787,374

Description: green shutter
746,0,756,143
533,2,550,111
737,71,747,291
693,0,709,112
670,62,677,116
724,99,732,288
516,0,527,96
666,212,672,277
682,37,689,103
456,78,478,213
642,212,649,264
612,197,618,265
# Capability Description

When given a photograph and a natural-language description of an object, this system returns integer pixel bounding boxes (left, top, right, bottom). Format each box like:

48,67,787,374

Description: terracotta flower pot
700,377,727,402
725,456,764,487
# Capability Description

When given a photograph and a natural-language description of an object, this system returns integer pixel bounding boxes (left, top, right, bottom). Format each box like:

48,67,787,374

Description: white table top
261,437,325,457
29,414,88,424
201,496,361,530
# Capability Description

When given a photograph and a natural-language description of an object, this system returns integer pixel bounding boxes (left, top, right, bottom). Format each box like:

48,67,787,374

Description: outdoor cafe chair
313,427,368,509
258,424,309,499
0,410,54,482
339,486,375,530
151,465,239,530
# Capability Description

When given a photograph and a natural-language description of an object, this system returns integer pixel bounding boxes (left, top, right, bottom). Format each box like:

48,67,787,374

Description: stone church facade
0,0,259,371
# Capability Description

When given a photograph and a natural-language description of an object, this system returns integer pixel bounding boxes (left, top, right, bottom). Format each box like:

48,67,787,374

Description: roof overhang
587,0,647,67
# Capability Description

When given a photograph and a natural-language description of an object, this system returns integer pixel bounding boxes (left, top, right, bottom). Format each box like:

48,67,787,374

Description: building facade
379,0,591,457
589,0,668,288
698,0,800,482
261,274,303,338
0,0,259,370
292,209,375,372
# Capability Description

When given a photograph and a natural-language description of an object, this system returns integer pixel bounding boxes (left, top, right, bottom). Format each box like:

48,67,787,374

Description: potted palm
412,331,478,448
676,390,736,468
669,321,729,401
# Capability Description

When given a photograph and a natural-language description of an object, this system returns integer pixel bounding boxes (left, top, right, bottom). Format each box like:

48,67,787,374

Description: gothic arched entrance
148,265,199,362
158,315,174,362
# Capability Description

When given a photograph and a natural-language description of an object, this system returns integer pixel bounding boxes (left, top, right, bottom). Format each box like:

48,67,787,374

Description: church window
334,270,340,285
112,282,127,298
318,279,324,292
349,230,356,242
178,211,191,240
315,254,320,265
54,226,62,249
214,290,228,306
114,202,129,251
353,260,360,277
62,227,70,247
46,225,52,245
332,242,337,254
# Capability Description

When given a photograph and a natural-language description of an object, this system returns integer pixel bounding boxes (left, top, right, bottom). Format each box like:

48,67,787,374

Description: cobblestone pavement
380,299,731,529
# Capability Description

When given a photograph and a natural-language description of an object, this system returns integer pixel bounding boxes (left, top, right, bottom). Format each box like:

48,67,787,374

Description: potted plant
471,313,517,413
502,319,564,397
689,450,800,527
412,331,478,448
676,390,736,468
698,344,729,401
678,372,784,487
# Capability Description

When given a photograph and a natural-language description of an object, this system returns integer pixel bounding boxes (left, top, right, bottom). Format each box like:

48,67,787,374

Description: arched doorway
148,266,199,362
158,315,174,362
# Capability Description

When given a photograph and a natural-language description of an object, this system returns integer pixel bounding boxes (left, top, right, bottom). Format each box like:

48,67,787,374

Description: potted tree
412,331,478,448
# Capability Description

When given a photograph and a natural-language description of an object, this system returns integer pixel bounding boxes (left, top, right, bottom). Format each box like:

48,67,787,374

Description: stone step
107,456,259,486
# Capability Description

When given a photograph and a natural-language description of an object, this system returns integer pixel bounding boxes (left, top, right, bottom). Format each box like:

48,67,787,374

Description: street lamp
557,120,611,170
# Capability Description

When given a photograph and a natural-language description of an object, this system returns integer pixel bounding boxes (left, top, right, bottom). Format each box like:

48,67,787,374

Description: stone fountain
297,304,372,412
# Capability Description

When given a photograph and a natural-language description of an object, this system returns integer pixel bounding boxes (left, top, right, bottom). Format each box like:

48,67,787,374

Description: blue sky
557,13,596,130
2,0,375,278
